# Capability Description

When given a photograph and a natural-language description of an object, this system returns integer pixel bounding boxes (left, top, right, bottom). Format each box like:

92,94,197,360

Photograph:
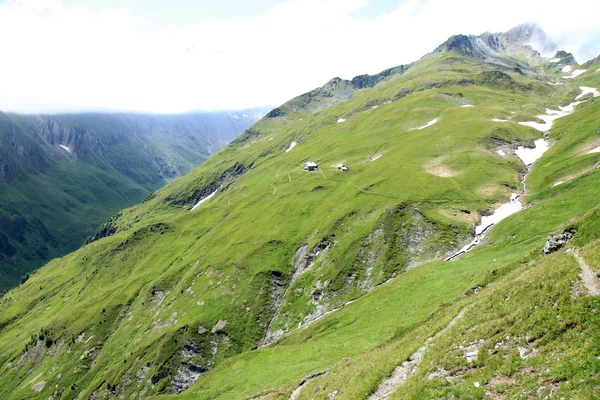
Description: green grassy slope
0,110,262,290
0,37,599,400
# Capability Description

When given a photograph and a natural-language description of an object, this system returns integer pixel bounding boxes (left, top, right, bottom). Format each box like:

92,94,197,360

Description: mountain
1,24,600,399
435,22,558,69
0,109,265,291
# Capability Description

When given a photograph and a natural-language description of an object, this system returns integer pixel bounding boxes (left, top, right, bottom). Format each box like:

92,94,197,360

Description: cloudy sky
1,0,599,114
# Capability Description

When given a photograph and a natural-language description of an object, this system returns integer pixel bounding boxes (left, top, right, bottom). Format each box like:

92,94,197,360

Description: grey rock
543,232,574,254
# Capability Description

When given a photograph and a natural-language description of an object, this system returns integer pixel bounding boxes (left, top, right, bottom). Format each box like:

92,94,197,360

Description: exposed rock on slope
435,23,557,68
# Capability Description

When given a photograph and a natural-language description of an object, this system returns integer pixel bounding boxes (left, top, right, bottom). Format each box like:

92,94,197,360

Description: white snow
562,65,572,72
337,118,346,123
518,87,596,132
564,69,586,79
285,141,297,153
59,144,71,153
371,105,379,109
576,86,600,99
461,104,474,108
191,190,217,211
476,193,523,235
515,139,549,166
448,193,523,260
553,181,564,187
418,118,439,130
547,82,564,86
549,58,561,63
447,86,597,262
496,150,506,156
491,118,508,122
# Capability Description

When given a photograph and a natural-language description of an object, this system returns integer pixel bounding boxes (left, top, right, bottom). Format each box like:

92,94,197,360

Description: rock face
542,232,574,255
435,23,557,67
273,64,412,116
553,50,576,65
504,23,557,56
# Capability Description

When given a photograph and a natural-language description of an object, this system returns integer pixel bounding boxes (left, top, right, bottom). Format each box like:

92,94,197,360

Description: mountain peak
435,23,557,66
504,22,557,56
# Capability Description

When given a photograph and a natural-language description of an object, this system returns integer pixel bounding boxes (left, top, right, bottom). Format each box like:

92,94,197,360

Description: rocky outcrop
504,23,557,55
542,232,574,255
436,23,556,69
276,64,411,115
552,50,576,65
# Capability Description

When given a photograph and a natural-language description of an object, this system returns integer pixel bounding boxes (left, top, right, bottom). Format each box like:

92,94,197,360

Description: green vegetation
0,30,599,400
0,111,260,290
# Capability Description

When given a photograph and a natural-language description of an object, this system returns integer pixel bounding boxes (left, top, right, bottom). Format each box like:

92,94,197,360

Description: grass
0,50,599,400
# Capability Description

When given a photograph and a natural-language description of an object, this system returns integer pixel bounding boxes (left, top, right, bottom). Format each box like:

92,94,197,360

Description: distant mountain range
0,108,267,290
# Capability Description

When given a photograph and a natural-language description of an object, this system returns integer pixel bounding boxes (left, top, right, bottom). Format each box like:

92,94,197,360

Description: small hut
304,161,318,171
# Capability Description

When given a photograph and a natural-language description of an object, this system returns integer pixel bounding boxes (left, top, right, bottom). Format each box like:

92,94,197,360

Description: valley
0,110,264,290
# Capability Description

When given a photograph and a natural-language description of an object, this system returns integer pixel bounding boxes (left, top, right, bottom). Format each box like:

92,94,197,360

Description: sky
0,0,599,114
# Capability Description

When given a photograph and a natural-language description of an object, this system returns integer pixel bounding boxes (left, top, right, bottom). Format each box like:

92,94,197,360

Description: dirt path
366,307,467,400
570,249,600,296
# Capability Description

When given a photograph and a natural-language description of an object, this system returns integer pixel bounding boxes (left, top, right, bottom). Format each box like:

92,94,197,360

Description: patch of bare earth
424,159,458,177
551,166,597,188
437,208,479,227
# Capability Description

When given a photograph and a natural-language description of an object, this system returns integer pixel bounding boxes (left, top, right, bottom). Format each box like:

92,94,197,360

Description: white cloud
0,0,599,113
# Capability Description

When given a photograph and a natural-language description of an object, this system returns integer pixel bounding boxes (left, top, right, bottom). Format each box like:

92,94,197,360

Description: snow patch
191,191,217,211
564,69,586,79
285,141,297,153
475,194,522,236
561,65,572,72
59,144,71,153
576,86,600,99
461,104,474,108
547,82,564,85
448,194,523,260
553,181,564,187
337,118,346,123
518,87,596,132
496,150,506,156
549,58,560,63
491,118,508,122
418,118,438,130
515,139,549,166
587,146,600,154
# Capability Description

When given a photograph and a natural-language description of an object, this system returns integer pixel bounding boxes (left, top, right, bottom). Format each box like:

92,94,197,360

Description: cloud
0,0,599,113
